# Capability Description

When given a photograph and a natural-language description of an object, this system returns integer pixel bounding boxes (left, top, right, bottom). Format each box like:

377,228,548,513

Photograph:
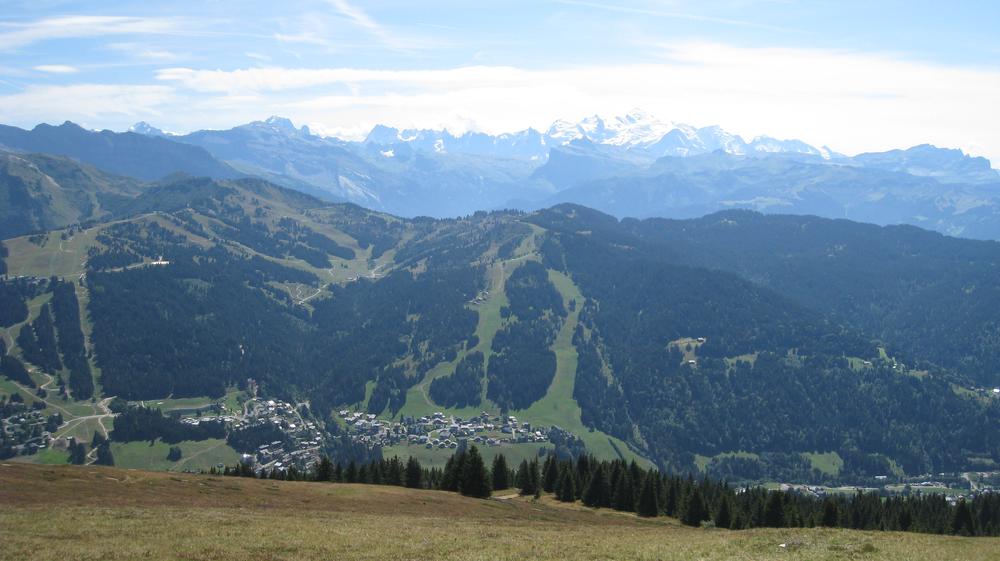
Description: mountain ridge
3,164,1000,480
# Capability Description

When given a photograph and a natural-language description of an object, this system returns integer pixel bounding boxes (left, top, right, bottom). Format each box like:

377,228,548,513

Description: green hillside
0,463,997,561
2,169,1000,482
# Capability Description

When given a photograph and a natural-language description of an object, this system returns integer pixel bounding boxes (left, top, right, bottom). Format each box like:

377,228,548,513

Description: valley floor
0,463,996,561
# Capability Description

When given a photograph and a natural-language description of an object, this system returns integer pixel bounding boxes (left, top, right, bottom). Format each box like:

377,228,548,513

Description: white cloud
324,0,444,52
33,64,78,74
550,0,792,31
149,42,1000,161
106,43,183,62
155,65,528,93
11,41,1000,162
0,16,184,51
0,84,178,126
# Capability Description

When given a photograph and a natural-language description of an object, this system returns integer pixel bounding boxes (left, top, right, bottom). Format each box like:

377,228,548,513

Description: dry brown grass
0,463,996,561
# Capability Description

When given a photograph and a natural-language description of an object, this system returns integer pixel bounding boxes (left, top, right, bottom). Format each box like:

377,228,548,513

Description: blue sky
2,1,1000,159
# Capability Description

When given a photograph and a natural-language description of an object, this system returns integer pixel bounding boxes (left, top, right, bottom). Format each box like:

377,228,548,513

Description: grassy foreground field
0,463,996,561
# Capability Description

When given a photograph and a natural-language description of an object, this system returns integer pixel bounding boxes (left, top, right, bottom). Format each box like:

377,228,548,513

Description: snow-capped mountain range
362,109,841,161
4,111,1000,238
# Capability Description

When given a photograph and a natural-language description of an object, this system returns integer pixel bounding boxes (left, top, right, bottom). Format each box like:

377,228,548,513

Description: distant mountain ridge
0,121,241,182
3,113,999,240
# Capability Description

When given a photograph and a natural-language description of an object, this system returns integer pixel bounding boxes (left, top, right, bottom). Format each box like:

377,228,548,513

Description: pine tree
441,450,466,492
405,456,423,488
952,499,975,536
515,460,532,495
713,496,732,529
67,438,87,465
315,456,334,482
491,454,510,491
95,442,115,466
820,498,839,527
345,460,358,483
663,478,679,516
557,465,576,502
612,471,633,512
529,459,541,498
582,466,608,508
764,492,786,528
575,455,591,499
459,445,491,498
386,457,403,486
542,454,559,493
636,473,660,517
167,445,182,462
680,487,707,527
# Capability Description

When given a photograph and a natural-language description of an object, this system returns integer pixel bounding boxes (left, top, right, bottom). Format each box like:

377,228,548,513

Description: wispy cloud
550,0,794,32
324,0,444,52
33,64,78,74
0,16,185,51
0,83,177,124
155,65,527,93
106,42,183,62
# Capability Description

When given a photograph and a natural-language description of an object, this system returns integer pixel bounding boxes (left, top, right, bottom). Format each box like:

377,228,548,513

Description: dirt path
295,262,388,305
8,375,77,418
174,440,226,470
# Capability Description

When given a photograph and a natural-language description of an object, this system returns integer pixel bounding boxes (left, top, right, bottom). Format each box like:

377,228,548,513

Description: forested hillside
2,170,1000,481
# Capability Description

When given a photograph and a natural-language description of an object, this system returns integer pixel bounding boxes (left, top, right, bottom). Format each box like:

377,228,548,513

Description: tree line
216,447,1000,537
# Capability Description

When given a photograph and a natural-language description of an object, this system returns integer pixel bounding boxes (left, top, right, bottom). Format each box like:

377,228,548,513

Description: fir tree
167,446,182,462
952,499,975,536
764,492,786,528
680,488,707,527
713,496,732,529
95,442,115,466
491,454,510,491
529,459,541,498
542,454,559,493
612,471,633,512
441,450,466,492
315,456,334,482
821,498,839,527
405,456,423,488
663,479,679,516
67,438,87,465
636,473,660,517
459,445,491,498
557,465,576,502
515,459,532,495
345,460,358,483
582,465,608,508
386,456,403,486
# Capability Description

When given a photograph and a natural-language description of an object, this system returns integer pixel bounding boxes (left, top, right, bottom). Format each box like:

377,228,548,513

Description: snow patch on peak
129,121,170,137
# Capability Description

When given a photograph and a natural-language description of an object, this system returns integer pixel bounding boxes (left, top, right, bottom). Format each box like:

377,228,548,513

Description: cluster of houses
337,409,552,450
0,406,53,457
171,395,324,474
970,387,1000,398
235,398,325,473
468,289,491,305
